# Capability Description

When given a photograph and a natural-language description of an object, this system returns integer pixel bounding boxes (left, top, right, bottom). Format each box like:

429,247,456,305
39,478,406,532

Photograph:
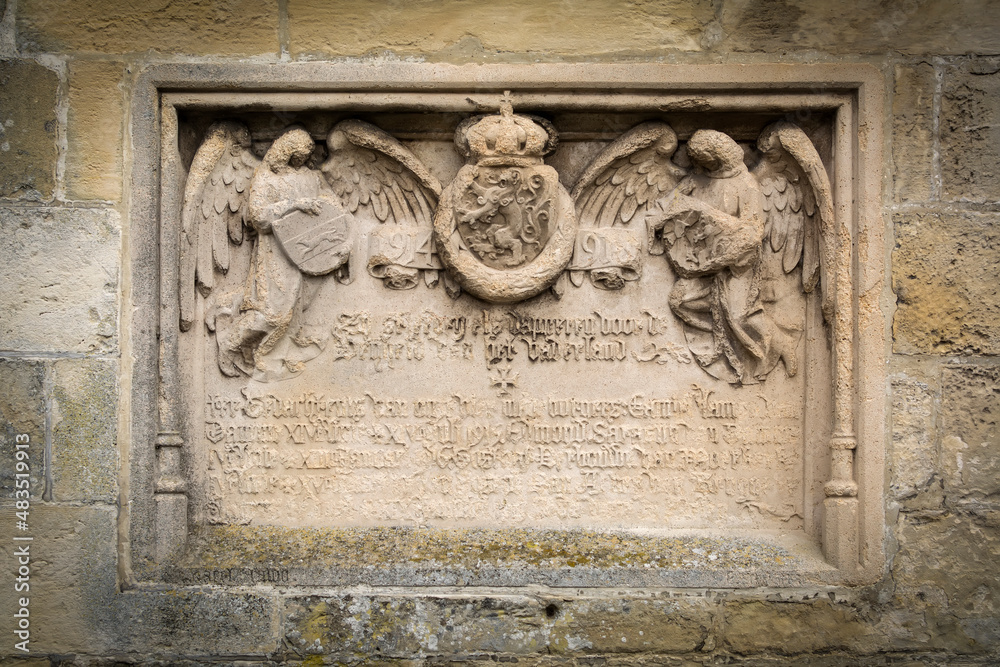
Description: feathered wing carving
321,119,442,226
752,120,836,322
179,121,260,331
571,121,687,229
564,121,688,291
321,118,446,291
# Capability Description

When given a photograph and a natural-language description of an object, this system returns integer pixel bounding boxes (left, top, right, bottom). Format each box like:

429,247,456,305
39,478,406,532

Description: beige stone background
0,0,999,664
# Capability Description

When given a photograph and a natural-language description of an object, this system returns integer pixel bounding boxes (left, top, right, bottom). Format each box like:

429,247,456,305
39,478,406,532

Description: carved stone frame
127,63,886,587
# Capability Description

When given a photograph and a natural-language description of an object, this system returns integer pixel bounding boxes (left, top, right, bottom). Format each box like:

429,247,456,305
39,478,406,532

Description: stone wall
0,1,998,664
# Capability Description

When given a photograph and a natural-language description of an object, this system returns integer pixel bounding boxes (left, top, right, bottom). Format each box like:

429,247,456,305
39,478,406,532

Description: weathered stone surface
51,358,117,502
67,60,124,201
892,62,936,203
0,359,46,499
109,589,280,655
0,207,119,353
890,372,937,499
721,599,879,655
892,511,1000,653
561,598,711,654
283,595,711,659
165,85,870,575
0,504,117,654
287,0,714,57
717,0,1000,56
892,211,1000,354
941,57,1000,202
16,0,280,55
939,364,1000,502
0,59,57,200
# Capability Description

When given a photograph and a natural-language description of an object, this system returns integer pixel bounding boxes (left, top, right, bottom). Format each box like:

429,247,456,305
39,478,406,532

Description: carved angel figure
588,121,836,385
215,127,344,377
649,129,770,384
180,119,443,380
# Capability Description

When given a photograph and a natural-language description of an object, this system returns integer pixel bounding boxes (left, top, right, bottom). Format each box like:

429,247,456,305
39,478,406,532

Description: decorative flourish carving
433,95,577,303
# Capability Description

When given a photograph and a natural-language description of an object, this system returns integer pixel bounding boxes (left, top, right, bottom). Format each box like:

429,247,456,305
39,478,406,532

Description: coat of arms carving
432,96,577,303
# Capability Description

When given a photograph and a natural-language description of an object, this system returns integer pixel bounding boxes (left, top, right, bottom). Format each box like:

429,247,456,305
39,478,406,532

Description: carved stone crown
465,97,549,165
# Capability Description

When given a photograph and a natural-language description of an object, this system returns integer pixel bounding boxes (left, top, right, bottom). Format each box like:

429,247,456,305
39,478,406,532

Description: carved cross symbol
490,364,518,395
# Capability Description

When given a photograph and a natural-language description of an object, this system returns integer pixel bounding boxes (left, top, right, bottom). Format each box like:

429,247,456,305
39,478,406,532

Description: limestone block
0,207,119,353
0,359,45,499
16,0,279,55
0,59,57,200
109,589,280,655
284,595,551,657
51,358,117,502
0,504,117,655
287,0,714,58
940,364,1000,501
67,60,124,202
890,373,937,499
283,595,711,658
716,0,1000,55
892,512,1000,651
721,599,879,654
892,63,936,203
941,57,1000,203
556,598,711,654
892,210,1000,354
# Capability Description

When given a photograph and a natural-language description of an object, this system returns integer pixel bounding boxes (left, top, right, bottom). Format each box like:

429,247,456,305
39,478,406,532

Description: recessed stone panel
134,63,886,588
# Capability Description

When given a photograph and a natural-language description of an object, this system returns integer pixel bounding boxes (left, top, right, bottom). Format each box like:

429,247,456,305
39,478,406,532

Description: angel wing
752,121,835,321
321,118,442,226
571,121,687,228
179,121,259,331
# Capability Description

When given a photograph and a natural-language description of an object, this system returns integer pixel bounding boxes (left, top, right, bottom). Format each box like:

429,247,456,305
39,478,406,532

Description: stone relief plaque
137,65,886,587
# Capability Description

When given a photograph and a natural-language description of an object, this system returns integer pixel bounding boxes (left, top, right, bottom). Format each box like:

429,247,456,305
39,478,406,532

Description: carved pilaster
154,431,187,561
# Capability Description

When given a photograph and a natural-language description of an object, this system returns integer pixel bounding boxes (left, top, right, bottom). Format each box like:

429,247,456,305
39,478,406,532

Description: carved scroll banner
367,226,442,289
567,228,644,289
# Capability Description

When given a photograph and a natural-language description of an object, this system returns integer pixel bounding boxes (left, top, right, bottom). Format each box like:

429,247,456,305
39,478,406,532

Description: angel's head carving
265,127,314,171
210,120,251,156
687,129,745,177
756,120,796,161
458,96,556,167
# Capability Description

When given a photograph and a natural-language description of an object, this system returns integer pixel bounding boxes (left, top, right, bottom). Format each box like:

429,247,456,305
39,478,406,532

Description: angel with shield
179,119,440,380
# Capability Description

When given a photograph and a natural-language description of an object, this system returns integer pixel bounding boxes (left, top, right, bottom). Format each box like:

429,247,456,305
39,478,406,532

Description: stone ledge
161,526,838,589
